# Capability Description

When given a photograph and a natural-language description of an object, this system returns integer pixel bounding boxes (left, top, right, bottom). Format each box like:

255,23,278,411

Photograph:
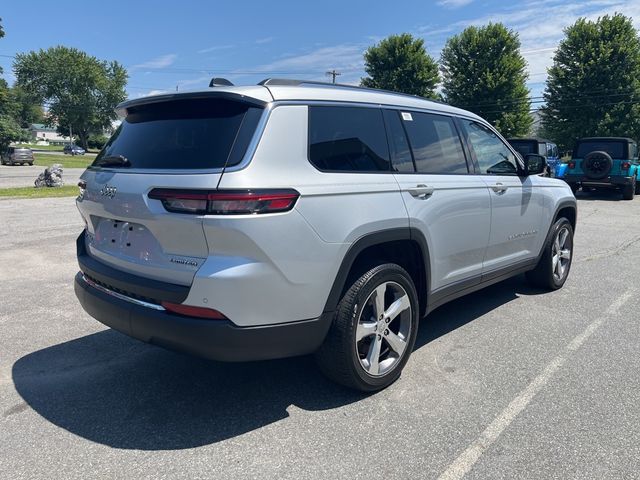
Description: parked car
74,79,577,391
508,138,560,176
1,146,34,166
557,137,640,200
63,144,86,155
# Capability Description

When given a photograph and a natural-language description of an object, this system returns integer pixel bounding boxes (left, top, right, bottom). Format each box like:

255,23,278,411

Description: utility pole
326,69,341,84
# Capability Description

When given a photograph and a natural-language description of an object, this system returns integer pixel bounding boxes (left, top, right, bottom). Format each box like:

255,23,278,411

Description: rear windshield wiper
94,154,131,168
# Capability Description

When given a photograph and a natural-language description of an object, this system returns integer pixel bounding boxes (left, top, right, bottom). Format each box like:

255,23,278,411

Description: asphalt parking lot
1,191,639,479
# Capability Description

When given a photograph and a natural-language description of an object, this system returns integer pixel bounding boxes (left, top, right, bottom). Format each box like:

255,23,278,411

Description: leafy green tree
361,33,440,98
0,18,23,150
541,14,640,151
441,23,532,136
13,46,127,149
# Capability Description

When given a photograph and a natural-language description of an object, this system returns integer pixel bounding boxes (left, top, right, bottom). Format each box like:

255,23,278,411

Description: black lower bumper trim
74,272,332,362
564,175,634,187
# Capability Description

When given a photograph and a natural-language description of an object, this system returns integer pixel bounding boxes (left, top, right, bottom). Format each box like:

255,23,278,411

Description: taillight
568,161,576,169
161,301,227,320
621,161,631,170
148,189,299,215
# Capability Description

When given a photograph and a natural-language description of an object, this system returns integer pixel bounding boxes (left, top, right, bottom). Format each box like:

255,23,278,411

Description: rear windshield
575,141,626,159
93,98,263,169
508,140,540,156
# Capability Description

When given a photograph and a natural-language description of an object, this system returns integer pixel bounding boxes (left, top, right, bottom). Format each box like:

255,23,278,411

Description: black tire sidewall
342,264,419,391
547,219,574,289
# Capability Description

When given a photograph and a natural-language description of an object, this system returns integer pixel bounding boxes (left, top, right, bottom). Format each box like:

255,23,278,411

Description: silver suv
74,79,577,391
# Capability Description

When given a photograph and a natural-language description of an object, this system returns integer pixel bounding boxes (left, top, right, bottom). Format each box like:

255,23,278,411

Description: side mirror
525,154,546,176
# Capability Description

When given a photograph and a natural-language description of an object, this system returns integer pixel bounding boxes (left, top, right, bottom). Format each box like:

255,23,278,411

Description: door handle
408,184,435,198
491,182,508,193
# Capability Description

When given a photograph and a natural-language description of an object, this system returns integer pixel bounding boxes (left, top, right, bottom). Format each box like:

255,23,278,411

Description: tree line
1,13,639,152
362,13,640,151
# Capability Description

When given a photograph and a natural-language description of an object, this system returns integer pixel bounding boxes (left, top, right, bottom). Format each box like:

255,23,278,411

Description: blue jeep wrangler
558,137,640,200
508,138,560,177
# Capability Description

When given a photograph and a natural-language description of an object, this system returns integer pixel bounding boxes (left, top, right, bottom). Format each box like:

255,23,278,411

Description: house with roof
28,124,70,145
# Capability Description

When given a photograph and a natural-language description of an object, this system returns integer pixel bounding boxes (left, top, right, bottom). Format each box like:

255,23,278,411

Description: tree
0,18,23,150
361,34,440,98
441,23,532,137
13,46,127,149
541,14,640,151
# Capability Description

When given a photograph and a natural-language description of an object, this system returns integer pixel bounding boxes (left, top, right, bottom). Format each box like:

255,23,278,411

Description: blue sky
1,0,638,103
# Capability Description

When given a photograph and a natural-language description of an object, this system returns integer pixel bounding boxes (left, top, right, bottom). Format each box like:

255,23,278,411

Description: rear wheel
315,263,419,392
569,183,579,194
526,218,573,290
622,177,635,200
635,177,640,195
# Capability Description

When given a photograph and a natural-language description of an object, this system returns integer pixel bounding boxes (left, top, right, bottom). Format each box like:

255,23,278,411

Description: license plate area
90,217,164,263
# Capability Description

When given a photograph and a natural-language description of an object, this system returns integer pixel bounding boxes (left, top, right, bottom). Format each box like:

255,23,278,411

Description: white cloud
437,0,474,8
197,45,235,54
242,43,366,83
255,37,274,44
131,54,177,70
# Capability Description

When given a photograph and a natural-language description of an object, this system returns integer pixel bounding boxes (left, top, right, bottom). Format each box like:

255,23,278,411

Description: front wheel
315,263,419,392
526,218,574,290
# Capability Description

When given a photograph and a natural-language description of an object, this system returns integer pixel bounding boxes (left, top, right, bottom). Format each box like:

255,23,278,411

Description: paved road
1,191,639,479
0,165,85,188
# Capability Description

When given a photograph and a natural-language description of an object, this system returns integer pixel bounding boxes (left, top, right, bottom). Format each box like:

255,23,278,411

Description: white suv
74,79,577,391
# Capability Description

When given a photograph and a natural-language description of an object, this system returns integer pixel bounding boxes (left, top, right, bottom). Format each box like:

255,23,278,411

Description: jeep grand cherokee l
74,79,577,391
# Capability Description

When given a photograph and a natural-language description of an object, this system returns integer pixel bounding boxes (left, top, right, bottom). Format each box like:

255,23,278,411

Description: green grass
33,153,93,169
0,185,79,198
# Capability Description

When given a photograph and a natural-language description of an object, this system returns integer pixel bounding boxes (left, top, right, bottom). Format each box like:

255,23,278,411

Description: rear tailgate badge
170,257,199,267
100,185,117,199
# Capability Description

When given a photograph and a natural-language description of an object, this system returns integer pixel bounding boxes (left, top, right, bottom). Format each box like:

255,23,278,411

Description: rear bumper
74,271,332,362
563,175,634,187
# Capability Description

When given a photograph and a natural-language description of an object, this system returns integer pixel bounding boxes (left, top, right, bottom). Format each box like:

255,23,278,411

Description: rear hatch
12,148,34,162
575,139,627,176
76,94,265,286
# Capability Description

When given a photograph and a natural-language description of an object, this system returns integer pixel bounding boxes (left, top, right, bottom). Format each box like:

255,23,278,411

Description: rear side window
400,111,468,174
93,98,263,169
383,109,414,173
308,106,390,172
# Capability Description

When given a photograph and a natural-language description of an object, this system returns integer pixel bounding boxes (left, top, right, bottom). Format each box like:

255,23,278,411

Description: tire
569,183,579,194
315,263,419,392
583,151,612,180
635,177,640,195
623,176,636,200
526,218,573,290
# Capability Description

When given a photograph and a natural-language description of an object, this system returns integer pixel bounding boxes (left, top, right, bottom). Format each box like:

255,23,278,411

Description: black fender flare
322,228,431,316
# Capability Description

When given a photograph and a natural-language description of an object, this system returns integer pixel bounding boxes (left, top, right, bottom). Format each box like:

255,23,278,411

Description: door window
401,111,468,174
461,120,519,175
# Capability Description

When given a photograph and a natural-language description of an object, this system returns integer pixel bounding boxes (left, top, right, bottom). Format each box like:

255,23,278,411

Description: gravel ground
0,191,639,480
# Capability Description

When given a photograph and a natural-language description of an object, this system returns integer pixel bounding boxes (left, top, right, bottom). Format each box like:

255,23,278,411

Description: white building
29,124,70,145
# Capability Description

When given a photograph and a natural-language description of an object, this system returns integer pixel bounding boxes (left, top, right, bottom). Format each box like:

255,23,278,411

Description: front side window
401,111,468,174
462,120,519,175
308,106,390,172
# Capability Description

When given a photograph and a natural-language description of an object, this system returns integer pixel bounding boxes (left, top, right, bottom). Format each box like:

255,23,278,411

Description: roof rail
257,78,446,104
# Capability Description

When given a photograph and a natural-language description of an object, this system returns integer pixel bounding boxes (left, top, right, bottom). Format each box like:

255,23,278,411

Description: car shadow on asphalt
12,275,544,450
574,189,624,201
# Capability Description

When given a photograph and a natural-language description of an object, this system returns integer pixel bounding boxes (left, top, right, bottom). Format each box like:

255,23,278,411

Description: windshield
575,140,626,159
93,98,263,169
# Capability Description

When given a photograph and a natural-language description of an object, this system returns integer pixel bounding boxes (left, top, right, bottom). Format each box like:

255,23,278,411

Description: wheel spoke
384,294,411,322
374,284,386,319
554,236,561,253
557,261,565,279
356,321,377,342
366,335,382,375
385,330,407,356
552,253,559,271
559,248,571,260
558,229,568,248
